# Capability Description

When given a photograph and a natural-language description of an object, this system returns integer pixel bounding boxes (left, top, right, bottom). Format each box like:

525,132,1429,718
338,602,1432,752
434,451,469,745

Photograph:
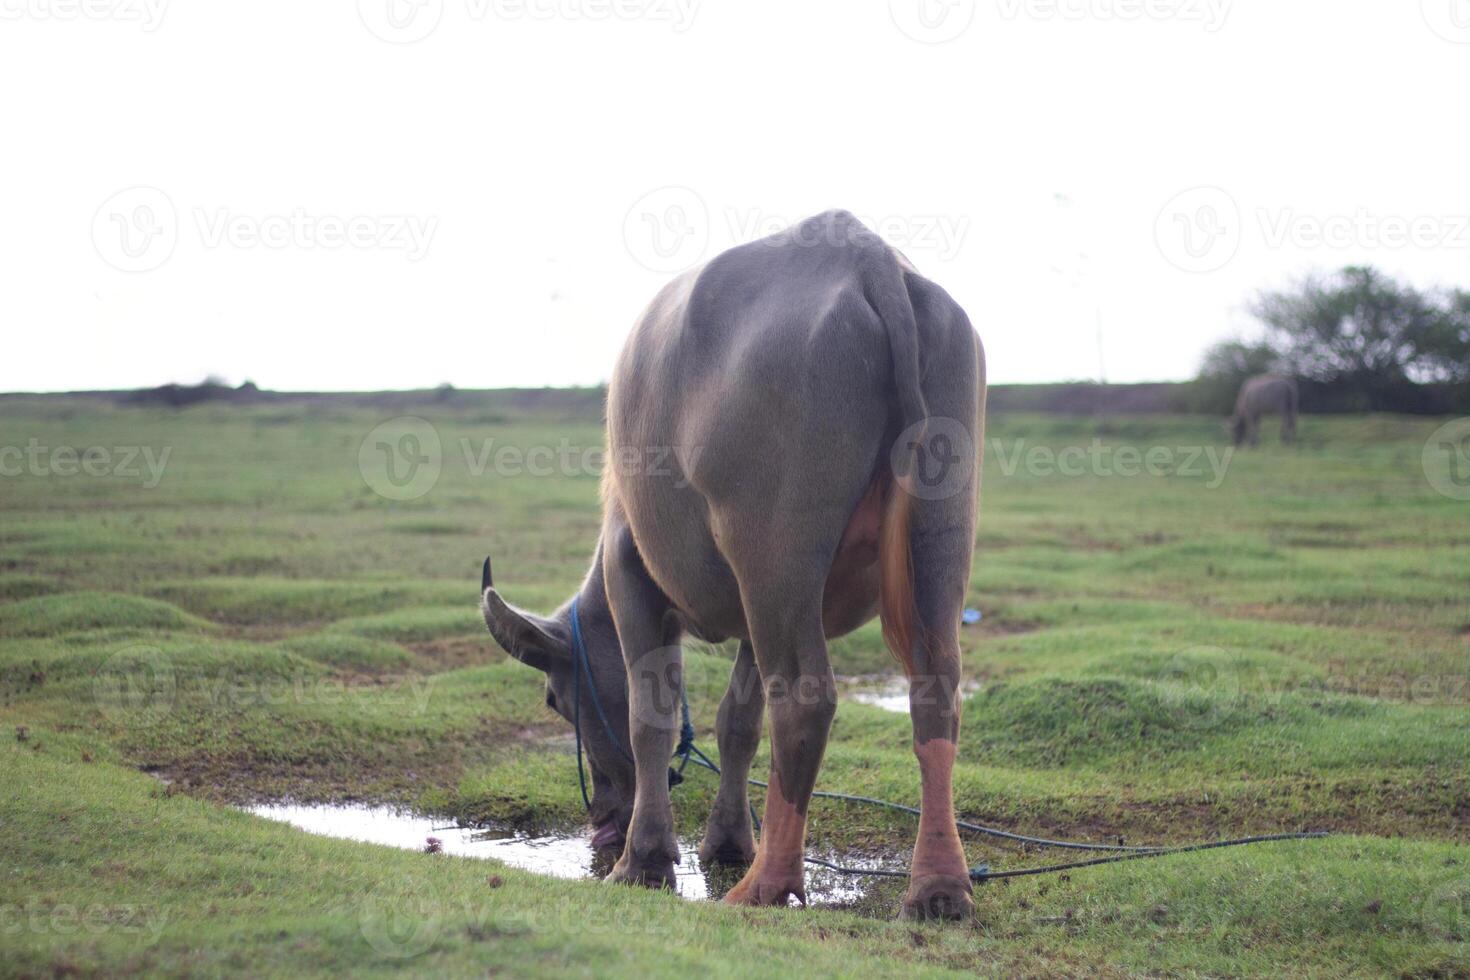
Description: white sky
2,0,1467,392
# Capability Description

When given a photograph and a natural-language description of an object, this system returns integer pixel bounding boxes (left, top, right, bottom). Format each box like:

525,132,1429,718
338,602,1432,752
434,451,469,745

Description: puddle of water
246,803,882,908
842,677,982,714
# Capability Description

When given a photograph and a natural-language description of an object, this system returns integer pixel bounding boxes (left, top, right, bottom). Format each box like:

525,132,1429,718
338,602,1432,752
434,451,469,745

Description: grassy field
2,393,1468,977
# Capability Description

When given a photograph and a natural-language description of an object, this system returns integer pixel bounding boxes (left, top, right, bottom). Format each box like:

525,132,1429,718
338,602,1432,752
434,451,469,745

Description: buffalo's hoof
698,823,756,867
723,868,805,907
900,874,974,921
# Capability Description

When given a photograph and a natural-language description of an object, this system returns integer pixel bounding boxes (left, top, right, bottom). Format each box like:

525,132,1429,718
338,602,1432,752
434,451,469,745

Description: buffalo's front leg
699,640,764,866
602,526,681,889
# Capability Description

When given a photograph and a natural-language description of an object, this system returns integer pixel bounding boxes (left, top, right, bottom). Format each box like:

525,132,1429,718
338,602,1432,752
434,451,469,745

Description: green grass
2,395,1468,977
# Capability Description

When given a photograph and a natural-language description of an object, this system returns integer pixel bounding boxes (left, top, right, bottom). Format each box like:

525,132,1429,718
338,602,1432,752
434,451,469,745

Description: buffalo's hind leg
699,640,764,866
894,363,984,921
900,528,976,922
722,550,836,907
602,525,682,890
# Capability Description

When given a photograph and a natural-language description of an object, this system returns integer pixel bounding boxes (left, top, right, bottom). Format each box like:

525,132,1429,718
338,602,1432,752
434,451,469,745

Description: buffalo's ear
481,557,570,673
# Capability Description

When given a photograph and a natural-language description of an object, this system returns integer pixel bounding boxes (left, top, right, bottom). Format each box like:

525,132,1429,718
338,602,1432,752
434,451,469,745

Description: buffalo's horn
482,555,493,591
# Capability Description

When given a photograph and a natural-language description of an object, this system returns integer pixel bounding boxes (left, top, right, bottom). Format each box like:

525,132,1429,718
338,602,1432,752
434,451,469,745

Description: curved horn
479,556,569,672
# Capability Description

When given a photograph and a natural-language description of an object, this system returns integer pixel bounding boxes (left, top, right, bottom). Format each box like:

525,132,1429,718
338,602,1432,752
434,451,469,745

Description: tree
1199,339,1281,380
1250,267,1469,389
1189,339,1282,414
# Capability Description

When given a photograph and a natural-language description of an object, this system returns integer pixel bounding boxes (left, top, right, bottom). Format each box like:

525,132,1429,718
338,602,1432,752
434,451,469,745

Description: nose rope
570,595,693,810
564,596,1327,881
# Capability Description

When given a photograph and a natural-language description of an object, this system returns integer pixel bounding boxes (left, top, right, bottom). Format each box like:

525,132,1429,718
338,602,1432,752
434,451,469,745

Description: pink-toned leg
722,603,836,908
722,770,809,907
903,735,973,919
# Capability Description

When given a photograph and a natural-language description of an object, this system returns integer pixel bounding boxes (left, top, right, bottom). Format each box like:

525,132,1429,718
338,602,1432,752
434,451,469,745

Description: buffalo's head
479,555,633,850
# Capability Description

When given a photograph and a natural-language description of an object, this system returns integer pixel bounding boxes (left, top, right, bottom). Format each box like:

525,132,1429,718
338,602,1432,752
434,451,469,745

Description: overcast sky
2,0,1467,392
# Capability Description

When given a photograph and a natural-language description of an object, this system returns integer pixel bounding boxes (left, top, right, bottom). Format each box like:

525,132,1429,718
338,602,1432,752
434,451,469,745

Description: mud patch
246,803,895,909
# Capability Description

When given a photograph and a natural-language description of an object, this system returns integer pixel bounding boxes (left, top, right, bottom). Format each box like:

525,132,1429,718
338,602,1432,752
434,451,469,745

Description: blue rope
564,598,1326,881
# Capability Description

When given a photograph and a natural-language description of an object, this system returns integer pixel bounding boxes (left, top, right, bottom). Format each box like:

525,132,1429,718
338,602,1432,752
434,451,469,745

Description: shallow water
843,677,982,714
247,803,889,907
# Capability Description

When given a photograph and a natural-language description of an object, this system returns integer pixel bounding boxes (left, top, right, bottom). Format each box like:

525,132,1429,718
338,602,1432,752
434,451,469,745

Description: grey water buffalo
481,209,985,920
1231,374,1298,447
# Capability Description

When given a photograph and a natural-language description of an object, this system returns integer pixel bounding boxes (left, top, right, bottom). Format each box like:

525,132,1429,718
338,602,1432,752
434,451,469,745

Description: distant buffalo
1231,375,1298,447
482,210,983,920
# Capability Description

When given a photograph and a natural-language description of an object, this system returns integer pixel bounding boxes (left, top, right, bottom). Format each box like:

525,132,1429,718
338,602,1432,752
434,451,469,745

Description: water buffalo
482,209,985,920
1231,374,1298,447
